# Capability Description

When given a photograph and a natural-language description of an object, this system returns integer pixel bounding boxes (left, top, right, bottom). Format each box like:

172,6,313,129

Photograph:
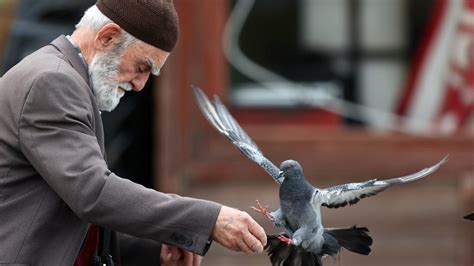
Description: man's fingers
193,255,202,266
161,244,175,263
182,251,202,266
237,211,264,254
182,251,194,266
242,232,264,254
160,244,202,266
247,219,267,247
165,253,172,263
236,237,254,254
212,206,268,254
241,210,267,250
168,246,183,261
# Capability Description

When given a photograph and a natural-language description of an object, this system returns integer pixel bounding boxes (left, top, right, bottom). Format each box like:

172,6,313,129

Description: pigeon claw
251,200,274,221
277,235,293,246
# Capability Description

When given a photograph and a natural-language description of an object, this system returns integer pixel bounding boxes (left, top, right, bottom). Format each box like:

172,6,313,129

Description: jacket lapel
50,35,90,86
50,35,107,158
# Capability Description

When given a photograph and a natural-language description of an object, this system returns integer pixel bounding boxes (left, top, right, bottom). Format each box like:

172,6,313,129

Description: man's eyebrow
145,58,160,76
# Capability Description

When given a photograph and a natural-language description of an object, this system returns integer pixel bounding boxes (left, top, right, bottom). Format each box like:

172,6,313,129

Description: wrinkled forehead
130,40,170,71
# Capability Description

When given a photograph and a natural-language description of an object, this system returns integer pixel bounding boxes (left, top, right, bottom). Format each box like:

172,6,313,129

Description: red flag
398,0,474,134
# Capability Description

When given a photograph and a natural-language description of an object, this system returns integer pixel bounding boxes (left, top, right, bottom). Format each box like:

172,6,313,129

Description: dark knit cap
96,0,179,52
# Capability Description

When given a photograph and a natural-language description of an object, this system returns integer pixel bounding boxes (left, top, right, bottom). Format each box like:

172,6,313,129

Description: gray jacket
0,35,221,265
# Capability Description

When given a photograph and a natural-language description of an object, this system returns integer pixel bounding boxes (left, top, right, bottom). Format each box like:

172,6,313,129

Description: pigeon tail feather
325,226,373,256
266,235,322,266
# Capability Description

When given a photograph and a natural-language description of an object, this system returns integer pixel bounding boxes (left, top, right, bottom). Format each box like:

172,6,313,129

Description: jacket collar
50,35,90,86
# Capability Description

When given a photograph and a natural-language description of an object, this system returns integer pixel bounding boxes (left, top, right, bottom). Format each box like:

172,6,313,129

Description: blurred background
0,0,473,265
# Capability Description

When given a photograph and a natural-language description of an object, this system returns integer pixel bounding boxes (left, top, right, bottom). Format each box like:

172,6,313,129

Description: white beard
88,50,133,112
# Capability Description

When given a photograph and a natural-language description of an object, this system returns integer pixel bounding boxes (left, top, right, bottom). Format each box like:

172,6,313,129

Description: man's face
88,40,170,112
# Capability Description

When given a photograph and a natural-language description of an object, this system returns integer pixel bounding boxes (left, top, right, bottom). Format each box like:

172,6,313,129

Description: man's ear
94,23,123,51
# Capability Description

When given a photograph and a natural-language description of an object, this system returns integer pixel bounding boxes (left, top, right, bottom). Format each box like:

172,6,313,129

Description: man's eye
137,65,148,73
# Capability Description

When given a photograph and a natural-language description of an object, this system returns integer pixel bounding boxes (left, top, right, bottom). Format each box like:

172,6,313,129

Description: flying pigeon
464,213,474,221
192,86,448,266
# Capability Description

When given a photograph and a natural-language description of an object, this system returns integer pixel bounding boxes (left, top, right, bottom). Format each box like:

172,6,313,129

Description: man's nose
131,72,150,91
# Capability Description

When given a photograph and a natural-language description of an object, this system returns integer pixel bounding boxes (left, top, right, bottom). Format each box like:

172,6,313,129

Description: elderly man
0,0,267,265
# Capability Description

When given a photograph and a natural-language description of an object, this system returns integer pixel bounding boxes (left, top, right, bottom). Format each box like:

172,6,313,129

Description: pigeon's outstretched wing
315,156,448,208
192,86,283,184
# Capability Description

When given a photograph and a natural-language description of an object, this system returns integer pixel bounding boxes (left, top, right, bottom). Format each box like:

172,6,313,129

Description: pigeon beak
277,171,285,183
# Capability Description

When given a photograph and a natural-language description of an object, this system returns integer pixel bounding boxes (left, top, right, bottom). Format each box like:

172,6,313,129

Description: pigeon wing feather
314,156,448,208
193,86,282,184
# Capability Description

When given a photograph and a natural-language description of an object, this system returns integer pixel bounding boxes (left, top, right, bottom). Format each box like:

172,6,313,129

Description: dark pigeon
193,86,448,266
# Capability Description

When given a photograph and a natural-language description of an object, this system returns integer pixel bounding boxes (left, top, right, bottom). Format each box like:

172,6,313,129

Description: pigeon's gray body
275,161,326,254
272,160,358,259
193,86,448,265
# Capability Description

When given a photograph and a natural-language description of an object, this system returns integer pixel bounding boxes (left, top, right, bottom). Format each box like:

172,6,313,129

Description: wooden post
154,0,229,193
0,0,18,71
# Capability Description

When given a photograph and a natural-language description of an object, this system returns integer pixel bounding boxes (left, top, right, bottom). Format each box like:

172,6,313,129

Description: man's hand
161,244,202,266
212,206,267,254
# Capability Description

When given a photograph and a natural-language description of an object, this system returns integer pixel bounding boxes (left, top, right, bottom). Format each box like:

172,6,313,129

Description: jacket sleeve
18,70,221,255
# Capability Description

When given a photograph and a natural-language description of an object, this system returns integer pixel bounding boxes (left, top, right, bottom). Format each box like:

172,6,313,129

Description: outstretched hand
212,206,267,254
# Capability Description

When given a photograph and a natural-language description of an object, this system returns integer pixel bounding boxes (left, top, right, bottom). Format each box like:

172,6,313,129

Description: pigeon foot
251,200,274,221
277,235,294,245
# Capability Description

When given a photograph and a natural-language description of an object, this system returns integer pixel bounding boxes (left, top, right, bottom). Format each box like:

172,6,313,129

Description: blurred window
228,0,435,126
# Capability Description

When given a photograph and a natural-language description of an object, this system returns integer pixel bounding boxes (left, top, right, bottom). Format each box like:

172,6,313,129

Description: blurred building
0,0,472,265
157,1,474,265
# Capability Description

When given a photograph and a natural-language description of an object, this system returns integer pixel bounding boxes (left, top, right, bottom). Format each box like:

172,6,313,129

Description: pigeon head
279,160,304,182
